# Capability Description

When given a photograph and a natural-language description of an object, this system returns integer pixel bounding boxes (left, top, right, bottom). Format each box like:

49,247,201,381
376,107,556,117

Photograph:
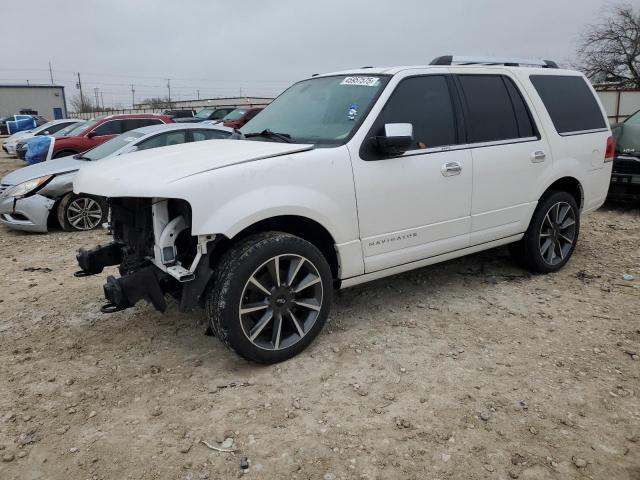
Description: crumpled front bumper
0,194,55,232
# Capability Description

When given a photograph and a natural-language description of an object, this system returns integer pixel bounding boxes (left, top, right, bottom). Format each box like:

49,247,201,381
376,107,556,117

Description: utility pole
100,92,105,110
48,61,54,84
166,79,171,104
130,84,135,108
94,88,100,110
76,73,85,111
197,89,200,100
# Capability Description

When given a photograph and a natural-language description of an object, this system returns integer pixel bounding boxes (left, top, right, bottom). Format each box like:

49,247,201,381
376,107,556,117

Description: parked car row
0,122,233,232
2,119,83,156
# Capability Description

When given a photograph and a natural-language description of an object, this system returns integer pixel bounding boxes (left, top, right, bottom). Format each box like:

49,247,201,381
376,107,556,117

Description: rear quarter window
529,75,607,135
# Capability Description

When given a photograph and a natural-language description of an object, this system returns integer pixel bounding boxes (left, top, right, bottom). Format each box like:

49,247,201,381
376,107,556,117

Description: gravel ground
0,146,639,480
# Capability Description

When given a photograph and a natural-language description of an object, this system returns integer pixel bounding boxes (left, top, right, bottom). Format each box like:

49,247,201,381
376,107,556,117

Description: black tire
206,232,333,363
57,193,108,232
509,191,580,273
52,150,78,159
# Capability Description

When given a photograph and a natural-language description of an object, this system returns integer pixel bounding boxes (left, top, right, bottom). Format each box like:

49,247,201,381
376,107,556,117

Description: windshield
79,131,145,161
240,75,389,145
224,109,247,121
55,120,90,137
195,108,215,119
625,110,640,126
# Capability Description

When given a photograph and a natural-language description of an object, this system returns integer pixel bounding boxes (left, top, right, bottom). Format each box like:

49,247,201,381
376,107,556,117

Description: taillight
605,135,615,162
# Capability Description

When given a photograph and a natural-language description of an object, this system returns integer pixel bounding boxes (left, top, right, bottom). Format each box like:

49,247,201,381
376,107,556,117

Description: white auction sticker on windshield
340,76,380,87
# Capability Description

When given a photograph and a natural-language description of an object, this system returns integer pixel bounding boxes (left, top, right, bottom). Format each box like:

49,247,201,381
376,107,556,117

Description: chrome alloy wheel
67,197,103,231
239,254,324,351
539,201,576,266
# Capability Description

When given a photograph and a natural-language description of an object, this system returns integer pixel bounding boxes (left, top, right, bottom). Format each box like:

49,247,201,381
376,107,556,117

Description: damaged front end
75,198,218,314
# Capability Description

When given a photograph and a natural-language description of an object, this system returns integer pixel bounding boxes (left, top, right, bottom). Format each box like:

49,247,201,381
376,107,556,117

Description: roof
0,84,65,89
129,122,234,135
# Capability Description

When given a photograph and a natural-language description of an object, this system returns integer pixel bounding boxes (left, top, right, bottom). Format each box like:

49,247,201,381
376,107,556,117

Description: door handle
441,161,462,177
531,150,546,163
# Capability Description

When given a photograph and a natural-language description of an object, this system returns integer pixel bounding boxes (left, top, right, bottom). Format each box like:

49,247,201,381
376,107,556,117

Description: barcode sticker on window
340,76,380,87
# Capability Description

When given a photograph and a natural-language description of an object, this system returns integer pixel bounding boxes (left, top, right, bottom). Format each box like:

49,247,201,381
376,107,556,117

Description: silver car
0,123,233,233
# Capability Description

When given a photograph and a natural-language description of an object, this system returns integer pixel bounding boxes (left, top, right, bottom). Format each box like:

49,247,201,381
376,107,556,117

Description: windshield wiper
74,154,92,161
244,129,292,143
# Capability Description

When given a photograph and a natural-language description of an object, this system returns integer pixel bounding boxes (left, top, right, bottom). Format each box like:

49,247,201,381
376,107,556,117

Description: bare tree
576,4,640,87
69,93,97,113
141,97,172,109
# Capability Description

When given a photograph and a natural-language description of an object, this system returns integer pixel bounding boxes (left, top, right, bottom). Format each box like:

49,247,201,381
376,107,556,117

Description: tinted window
93,120,123,136
458,75,522,143
211,108,232,120
192,129,231,141
137,130,187,151
530,75,606,134
123,118,163,131
503,78,536,138
376,75,457,150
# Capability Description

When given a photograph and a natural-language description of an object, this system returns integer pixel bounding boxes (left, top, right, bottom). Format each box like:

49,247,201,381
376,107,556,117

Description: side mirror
87,131,96,139
373,123,413,155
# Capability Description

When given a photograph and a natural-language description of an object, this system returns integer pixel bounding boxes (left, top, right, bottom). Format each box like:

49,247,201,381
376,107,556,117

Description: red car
222,107,263,129
51,114,173,158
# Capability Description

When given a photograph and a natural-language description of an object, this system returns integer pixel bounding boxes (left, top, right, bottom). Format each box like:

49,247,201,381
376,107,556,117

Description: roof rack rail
430,55,558,69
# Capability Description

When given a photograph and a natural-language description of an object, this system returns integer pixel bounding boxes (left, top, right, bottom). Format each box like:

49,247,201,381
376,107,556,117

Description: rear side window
530,75,606,135
375,75,458,150
192,129,231,141
137,130,187,151
124,118,163,131
458,75,535,143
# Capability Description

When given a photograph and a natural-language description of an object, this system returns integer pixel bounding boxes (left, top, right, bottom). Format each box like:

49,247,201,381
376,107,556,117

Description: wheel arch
209,215,340,280
539,176,583,210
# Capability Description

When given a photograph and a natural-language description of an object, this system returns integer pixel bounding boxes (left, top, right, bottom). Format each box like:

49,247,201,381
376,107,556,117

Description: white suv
73,56,614,363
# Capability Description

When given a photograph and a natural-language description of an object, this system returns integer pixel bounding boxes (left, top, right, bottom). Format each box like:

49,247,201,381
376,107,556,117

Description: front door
351,74,473,273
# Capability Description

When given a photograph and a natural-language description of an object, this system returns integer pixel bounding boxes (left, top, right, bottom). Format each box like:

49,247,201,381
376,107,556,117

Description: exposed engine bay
75,197,217,314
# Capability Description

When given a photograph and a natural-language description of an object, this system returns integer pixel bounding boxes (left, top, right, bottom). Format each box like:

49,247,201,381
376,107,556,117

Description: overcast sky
1,0,613,108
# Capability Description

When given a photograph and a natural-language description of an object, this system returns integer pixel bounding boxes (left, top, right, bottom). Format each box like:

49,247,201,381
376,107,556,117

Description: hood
1,155,84,186
4,130,32,145
74,139,314,197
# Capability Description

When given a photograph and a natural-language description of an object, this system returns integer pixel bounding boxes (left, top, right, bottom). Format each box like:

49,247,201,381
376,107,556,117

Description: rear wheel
57,193,107,232
509,191,580,273
206,232,332,363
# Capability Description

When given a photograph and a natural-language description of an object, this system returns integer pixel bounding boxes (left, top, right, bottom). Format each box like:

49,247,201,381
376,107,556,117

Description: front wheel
206,232,333,363
57,193,108,232
509,191,580,273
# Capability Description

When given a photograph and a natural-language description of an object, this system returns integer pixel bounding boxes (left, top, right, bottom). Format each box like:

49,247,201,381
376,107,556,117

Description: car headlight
2,175,53,198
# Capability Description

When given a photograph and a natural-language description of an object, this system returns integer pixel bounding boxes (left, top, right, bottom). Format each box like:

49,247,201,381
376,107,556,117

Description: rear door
450,69,552,244
351,73,473,273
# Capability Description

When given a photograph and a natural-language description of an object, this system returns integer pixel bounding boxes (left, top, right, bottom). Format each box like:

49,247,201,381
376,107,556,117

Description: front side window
93,120,123,136
137,130,187,151
458,75,523,143
192,129,231,141
530,75,607,134
373,75,458,150
211,109,232,120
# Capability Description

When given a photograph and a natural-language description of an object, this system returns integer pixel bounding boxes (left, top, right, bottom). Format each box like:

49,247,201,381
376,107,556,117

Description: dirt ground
0,147,638,480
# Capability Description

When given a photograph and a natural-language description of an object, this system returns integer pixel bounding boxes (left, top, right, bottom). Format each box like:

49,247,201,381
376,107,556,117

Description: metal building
0,84,67,120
